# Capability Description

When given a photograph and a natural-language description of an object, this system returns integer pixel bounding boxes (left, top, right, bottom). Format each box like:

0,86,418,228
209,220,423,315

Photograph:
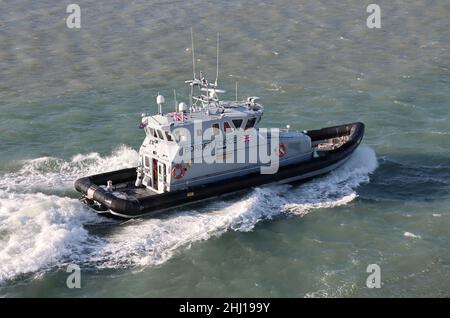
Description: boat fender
278,143,288,158
171,164,186,180
135,176,143,187
86,185,98,200
135,167,144,187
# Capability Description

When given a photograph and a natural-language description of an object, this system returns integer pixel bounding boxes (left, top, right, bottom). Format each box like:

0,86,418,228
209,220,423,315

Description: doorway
157,161,167,193
152,159,158,191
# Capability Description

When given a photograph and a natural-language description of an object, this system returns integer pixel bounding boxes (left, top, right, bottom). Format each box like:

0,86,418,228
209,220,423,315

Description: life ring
171,164,186,180
278,143,288,158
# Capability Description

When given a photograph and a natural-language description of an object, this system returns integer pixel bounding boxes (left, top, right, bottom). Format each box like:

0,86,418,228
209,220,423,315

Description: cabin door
157,161,167,193
152,159,158,191
143,155,152,188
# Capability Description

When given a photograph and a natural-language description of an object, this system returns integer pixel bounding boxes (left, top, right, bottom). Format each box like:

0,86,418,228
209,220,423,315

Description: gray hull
75,122,364,218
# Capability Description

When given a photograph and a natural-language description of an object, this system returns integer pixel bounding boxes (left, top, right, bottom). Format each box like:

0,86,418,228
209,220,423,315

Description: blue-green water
1,0,450,297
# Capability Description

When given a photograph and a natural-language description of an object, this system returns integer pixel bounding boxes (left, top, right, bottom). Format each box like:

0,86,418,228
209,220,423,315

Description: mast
173,89,177,111
189,27,196,109
186,29,224,111
190,27,196,79
215,33,219,87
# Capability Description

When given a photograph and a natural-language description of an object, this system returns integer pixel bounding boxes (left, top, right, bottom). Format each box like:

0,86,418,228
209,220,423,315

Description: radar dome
156,94,165,105
178,102,188,112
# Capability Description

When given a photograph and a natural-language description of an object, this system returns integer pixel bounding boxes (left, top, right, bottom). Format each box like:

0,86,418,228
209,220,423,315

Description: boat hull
75,122,364,218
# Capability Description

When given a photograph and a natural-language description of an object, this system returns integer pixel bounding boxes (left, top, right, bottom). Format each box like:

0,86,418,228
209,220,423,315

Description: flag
168,112,189,121
139,118,148,129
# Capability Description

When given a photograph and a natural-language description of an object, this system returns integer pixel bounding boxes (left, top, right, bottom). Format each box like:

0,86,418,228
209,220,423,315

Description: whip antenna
190,27,196,78
215,33,219,87
174,89,177,111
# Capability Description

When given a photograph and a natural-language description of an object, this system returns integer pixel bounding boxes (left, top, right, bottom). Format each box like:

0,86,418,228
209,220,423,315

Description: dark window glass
245,118,256,130
224,121,233,133
165,131,173,141
212,123,221,136
232,119,243,129
157,129,165,139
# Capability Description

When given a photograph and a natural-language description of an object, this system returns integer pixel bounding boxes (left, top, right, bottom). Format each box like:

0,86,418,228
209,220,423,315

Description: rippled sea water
0,0,449,297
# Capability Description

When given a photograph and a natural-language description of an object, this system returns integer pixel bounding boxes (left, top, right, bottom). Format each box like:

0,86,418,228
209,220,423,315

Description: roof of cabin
143,100,263,130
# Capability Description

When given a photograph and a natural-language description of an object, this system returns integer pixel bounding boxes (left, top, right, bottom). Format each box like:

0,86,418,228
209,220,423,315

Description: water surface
1,0,449,297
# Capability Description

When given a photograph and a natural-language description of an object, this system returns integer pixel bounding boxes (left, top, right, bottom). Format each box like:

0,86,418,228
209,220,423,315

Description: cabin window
157,129,165,140
153,128,158,138
165,131,173,142
245,118,256,130
173,129,187,142
224,121,233,133
149,127,155,138
232,119,243,129
212,123,221,136
144,156,150,168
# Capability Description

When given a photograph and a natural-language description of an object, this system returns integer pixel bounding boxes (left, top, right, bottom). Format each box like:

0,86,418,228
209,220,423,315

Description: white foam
0,145,377,284
282,145,377,216
404,231,421,239
0,145,138,193
0,191,104,283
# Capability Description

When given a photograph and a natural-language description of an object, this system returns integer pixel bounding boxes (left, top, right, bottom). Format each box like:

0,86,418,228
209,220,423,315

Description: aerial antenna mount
173,89,177,112
190,27,196,79
215,32,219,87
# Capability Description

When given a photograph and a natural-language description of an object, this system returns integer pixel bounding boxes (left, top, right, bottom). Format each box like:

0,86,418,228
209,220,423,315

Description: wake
0,145,377,284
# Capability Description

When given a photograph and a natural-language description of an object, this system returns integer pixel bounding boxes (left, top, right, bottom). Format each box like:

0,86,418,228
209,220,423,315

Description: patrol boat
75,34,364,219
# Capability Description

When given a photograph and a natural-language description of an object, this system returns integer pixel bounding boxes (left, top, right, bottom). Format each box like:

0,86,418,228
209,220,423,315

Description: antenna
190,27,196,79
215,33,219,87
189,27,196,109
173,89,177,112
